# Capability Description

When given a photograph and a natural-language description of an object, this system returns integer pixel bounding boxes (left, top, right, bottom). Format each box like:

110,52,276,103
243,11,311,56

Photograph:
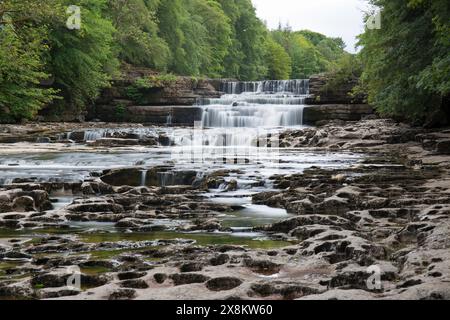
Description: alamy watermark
366,265,382,290
66,5,81,30
366,10,382,30
65,265,81,291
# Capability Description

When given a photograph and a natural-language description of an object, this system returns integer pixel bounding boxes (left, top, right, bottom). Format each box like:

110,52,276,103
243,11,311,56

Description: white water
201,80,308,128
0,79,367,244
221,79,309,95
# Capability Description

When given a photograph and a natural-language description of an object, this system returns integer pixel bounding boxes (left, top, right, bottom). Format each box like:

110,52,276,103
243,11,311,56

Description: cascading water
200,79,309,128
171,79,310,164
140,169,147,187
220,79,309,95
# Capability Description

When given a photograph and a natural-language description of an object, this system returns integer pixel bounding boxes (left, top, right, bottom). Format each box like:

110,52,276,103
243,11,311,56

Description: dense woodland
0,0,449,124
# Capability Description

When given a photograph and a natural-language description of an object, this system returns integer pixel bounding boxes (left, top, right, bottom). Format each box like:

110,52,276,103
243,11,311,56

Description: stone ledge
91,105,203,125
303,104,374,125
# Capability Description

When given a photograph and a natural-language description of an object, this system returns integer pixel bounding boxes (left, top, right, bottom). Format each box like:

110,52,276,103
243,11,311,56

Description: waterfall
201,79,309,128
166,114,173,126
172,79,309,165
140,170,147,187
220,79,309,95
158,172,173,187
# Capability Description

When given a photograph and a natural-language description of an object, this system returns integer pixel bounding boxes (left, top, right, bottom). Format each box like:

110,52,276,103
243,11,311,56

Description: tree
0,0,59,122
47,0,118,114
217,0,268,80
358,0,450,123
184,0,232,78
157,0,187,74
107,0,170,70
271,27,346,79
265,37,291,79
0,24,57,122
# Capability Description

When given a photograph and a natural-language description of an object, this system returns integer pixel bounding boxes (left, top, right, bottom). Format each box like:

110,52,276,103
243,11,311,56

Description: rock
303,105,373,125
210,254,230,266
117,271,147,281
436,140,450,155
2,251,32,260
298,289,376,300
180,262,204,273
264,215,353,234
250,281,322,299
31,273,68,288
109,289,136,300
226,179,238,192
205,277,243,291
0,193,12,213
243,259,281,275
0,285,34,299
153,273,168,284
88,138,140,147
67,199,123,213
115,218,141,229
170,273,210,286
120,279,149,289
329,263,398,290
38,289,81,299
12,196,35,212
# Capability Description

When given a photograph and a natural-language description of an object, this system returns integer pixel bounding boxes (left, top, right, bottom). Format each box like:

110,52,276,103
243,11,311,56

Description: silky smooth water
0,79,363,247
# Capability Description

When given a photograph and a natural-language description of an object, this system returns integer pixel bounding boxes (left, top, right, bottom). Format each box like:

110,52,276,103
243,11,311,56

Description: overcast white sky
251,0,371,53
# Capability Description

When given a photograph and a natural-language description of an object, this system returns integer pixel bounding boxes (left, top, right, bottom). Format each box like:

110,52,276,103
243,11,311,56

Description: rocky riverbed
0,119,449,300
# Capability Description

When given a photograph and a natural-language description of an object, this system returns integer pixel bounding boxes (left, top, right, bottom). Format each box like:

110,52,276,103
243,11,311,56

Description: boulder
12,196,35,212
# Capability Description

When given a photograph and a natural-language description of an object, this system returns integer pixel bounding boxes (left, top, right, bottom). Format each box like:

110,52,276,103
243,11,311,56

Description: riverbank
0,119,449,300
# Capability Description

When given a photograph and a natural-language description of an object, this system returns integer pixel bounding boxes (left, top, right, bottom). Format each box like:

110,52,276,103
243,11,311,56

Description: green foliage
0,1,59,122
114,103,126,120
48,0,118,112
322,54,364,95
217,0,268,80
358,0,450,122
265,38,292,79
271,27,347,79
107,0,170,70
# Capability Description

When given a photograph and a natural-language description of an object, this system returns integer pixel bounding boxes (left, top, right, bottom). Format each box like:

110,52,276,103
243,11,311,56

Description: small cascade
84,130,106,142
140,170,148,187
166,114,173,126
221,79,309,95
66,128,160,142
158,172,173,187
200,79,309,128
201,105,304,128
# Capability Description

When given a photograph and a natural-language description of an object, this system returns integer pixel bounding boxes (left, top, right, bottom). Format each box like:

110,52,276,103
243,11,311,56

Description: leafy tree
217,0,268,80
265,37,291,79
107,0,170,70
0,0,59,122
271,27,346,79
47,0,119,114
358,0,450,123
184,0,232,78
0,24,57,122
157,0,187,74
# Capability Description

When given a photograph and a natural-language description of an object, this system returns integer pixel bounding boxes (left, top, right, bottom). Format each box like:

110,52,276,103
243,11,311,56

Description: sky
251,0,371,53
